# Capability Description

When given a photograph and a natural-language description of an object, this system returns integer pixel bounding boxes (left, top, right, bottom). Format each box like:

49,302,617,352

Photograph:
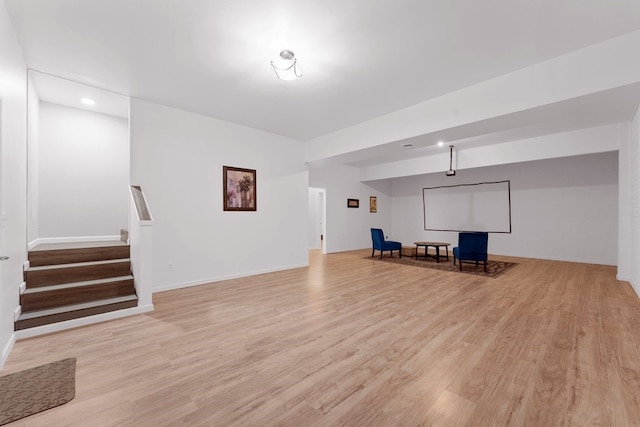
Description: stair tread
31,241,128,251
19,295,138,320
28,258,131,271
23,275,134,294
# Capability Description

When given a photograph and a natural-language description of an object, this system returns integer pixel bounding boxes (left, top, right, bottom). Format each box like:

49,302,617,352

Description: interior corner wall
129,98,309,292
37,102,129,240
309,163,392,253
390,151,619,265
629,107,640,295
0,1,28,367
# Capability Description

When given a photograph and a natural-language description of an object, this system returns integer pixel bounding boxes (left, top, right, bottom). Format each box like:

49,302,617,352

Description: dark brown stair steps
15,295,138,330
17,242,137,332
20,275,135,311
28,244,131,267
25,259,131,288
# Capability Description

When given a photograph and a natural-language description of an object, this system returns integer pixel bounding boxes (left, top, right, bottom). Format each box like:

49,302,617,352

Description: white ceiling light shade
270,50,302,80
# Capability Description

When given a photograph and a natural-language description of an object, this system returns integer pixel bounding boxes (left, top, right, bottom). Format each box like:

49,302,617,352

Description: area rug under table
368,255,518,278
0,358,76,426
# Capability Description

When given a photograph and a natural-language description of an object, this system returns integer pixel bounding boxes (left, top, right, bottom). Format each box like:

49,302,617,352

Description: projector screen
423,181,512,233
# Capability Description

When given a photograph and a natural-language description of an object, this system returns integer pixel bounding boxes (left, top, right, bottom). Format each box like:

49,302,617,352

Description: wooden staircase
16,244,138,330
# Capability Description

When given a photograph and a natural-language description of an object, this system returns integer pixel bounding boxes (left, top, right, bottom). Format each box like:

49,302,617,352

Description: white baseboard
153,262,309,293
15,304,154,340
28,235,121,250
1,333,16,370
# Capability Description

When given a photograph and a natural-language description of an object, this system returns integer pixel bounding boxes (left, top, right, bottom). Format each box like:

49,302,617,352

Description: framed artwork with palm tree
223,166,256,211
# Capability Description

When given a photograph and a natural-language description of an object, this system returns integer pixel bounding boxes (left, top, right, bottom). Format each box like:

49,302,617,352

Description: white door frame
308,187,326,253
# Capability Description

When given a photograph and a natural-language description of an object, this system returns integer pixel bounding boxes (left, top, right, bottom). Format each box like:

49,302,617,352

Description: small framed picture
347,198,359,208
223,166,256,211
370,196,377,213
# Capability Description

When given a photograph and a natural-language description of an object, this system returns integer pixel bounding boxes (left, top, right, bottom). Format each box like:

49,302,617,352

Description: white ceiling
30,71,129,119
6,0,640,142
340,82,640,167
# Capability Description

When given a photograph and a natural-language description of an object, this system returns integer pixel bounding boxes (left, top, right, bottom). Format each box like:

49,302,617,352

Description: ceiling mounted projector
446,145,456,176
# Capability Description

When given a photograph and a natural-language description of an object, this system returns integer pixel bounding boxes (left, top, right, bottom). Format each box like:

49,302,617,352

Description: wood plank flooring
4,250,640,426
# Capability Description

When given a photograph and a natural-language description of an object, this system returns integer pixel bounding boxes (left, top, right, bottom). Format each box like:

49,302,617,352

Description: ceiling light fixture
437,141,444,147
270,50,302,80
445,145,456,177
81,97,95,106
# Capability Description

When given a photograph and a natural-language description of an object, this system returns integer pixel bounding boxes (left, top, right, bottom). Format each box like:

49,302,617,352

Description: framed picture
223,166,256,211
347,198,359,208
370,196,377,213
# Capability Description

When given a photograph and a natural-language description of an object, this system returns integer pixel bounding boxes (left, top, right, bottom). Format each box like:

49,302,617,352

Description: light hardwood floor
4,250,640,426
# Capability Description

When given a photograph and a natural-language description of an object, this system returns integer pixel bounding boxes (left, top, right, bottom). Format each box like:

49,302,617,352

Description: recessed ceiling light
81,97,95,106
437,141,444,147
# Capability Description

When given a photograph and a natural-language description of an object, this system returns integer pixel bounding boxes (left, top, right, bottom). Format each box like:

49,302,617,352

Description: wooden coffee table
414,242,451,263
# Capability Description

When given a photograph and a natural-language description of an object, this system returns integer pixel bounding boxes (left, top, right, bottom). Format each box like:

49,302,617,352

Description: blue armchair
371,228,402,258
453,232,488,272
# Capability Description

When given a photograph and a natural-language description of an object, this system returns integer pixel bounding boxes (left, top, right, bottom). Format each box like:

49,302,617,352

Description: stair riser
15,299,138,330
26,262,131,288
29,246,130,267
21,280,135,312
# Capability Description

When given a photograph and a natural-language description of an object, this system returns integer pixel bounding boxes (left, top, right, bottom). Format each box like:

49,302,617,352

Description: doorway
308,188,326,254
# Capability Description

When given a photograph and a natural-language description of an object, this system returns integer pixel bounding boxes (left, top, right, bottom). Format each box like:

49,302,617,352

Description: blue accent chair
371,228,402,258
453,232,488,272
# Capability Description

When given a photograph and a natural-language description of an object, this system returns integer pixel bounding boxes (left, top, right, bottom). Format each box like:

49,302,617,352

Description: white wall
27,76,39,243
0,1,28,367
309,163,393,253
629,107,640,294
308,125,625,262
130,98,309,292
390,152,619,265
37,102,129,240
